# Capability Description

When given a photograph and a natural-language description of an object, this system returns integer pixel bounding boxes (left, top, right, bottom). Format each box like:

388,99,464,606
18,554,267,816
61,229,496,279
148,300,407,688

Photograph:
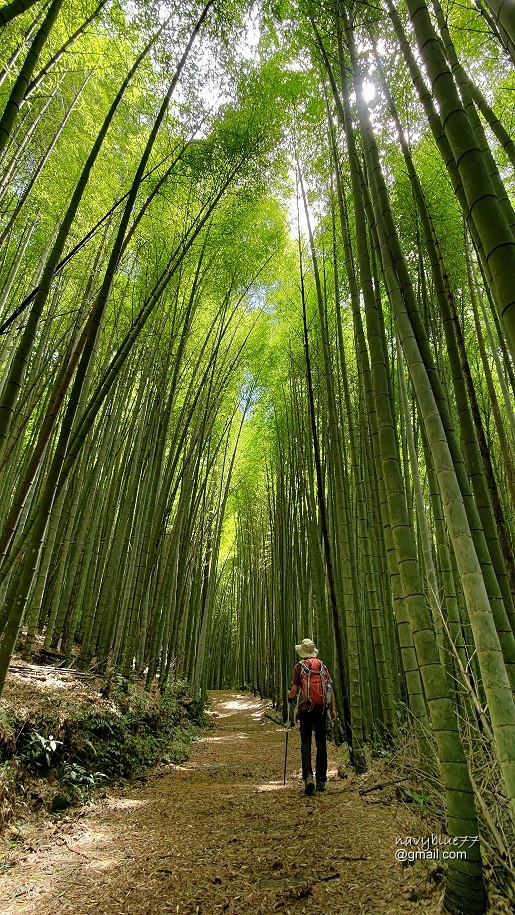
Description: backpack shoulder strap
313,660,328,702
299,660,313,706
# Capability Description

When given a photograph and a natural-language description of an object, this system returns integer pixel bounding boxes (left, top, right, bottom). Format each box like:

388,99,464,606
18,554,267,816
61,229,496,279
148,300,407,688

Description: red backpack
299,658,332,708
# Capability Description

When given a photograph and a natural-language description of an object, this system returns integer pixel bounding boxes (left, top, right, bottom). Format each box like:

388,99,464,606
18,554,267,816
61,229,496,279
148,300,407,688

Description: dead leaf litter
1,689,446,914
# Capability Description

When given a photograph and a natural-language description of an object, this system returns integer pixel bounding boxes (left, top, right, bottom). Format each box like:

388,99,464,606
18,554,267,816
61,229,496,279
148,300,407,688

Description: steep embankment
0,690,449,914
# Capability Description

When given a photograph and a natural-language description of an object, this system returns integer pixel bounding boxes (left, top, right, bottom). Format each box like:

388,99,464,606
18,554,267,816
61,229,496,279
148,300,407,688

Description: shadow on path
1,691,442,914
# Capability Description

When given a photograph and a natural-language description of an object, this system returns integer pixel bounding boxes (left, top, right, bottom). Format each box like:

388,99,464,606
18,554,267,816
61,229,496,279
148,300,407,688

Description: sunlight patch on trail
106,798,147,810
219,697,262,711
255,782,290,792
194,733,249,742
56,825,124,864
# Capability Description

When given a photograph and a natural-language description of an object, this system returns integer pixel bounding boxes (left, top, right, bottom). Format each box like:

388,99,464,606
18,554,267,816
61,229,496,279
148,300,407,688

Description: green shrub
2,680,204,788
61,684,202,779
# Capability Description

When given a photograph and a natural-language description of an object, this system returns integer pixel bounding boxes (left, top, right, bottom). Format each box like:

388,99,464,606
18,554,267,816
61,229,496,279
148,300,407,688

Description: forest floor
0,688,456,915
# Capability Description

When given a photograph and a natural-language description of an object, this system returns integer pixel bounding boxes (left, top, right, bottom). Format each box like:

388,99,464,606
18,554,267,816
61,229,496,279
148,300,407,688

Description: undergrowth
0,678,205,825
337,712,515,914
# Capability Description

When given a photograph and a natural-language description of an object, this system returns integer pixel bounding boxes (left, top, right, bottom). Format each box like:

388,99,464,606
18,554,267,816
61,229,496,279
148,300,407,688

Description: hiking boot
316,780,326,792
305,774,315,796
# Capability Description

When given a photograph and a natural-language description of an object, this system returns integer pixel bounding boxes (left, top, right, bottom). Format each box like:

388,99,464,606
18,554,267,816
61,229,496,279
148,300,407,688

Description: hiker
288,638,337,795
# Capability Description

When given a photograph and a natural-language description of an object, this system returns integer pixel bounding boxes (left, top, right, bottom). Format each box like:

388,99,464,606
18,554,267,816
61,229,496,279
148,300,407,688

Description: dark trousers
298,705,327,782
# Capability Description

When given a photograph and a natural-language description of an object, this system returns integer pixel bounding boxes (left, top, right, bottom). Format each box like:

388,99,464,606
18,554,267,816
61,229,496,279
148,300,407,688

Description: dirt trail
1,691,441,914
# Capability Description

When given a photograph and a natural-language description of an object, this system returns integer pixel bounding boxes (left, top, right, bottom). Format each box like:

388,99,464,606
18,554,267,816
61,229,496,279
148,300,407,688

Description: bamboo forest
0,0,514,913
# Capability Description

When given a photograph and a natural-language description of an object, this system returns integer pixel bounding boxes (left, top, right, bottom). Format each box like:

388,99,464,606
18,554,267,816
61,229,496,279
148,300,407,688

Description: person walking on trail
288,638,337,796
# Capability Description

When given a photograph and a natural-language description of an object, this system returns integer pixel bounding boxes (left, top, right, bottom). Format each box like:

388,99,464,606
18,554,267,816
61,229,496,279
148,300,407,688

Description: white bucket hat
295,638,319,659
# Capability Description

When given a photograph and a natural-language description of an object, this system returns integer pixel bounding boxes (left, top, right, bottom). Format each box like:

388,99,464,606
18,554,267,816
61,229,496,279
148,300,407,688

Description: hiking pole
283,700,294,785
283,709,290,785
